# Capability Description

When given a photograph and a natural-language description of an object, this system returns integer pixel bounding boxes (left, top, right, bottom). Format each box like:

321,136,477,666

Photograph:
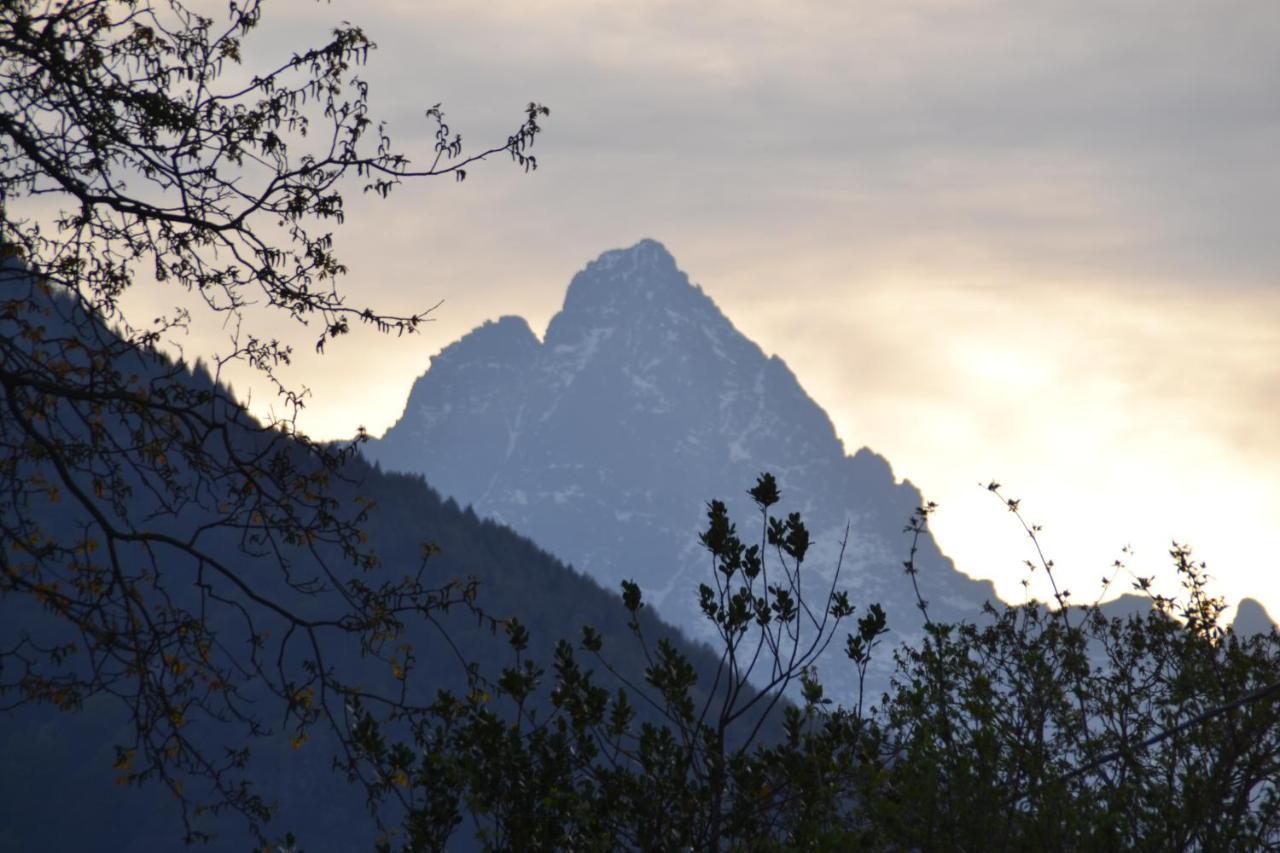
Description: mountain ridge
369,238,1276,691
368,239,997,695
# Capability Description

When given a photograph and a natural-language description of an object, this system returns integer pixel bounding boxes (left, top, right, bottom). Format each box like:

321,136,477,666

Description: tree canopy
366,477,1280,851
1,0,547,840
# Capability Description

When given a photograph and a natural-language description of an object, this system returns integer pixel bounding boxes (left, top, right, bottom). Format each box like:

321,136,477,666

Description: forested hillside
0,268,724,851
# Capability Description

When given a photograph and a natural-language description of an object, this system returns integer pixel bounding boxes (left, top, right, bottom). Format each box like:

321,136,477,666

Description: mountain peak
554,239,694,329
370,240,1001,700
434,314,538,368
592,238,676,271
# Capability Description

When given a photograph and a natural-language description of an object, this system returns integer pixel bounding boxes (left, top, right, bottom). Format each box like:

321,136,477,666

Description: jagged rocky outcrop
367,239,1001,695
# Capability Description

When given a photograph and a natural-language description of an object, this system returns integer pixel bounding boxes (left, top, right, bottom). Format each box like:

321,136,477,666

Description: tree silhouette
0,0,546,840
363,478,1280,851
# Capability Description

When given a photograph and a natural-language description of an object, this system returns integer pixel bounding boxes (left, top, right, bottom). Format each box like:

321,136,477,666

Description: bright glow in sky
124,0,1280,619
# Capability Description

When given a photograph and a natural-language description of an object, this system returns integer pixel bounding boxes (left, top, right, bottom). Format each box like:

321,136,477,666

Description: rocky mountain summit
366,239,1005,695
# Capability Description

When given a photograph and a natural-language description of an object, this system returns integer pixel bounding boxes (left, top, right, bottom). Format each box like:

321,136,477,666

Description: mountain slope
0,263,717,851
368,239,1001,695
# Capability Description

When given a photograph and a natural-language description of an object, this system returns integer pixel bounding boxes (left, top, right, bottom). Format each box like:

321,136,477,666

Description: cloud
117,0,1280,615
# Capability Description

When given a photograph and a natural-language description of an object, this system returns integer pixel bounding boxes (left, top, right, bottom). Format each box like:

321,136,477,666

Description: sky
126,0,1280,618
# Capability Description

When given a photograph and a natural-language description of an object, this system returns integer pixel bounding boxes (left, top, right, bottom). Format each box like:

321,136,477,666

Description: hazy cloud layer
125,0,1280,614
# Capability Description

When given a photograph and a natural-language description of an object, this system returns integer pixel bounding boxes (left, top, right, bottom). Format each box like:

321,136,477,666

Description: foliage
0,0,547,842
353,473,890,851
874,542,1280,850
356,476,1280,852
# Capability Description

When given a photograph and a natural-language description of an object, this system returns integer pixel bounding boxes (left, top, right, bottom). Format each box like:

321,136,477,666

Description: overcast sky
130,0,1280,617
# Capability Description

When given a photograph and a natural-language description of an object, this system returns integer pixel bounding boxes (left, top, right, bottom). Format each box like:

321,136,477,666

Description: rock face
367,239,999,695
